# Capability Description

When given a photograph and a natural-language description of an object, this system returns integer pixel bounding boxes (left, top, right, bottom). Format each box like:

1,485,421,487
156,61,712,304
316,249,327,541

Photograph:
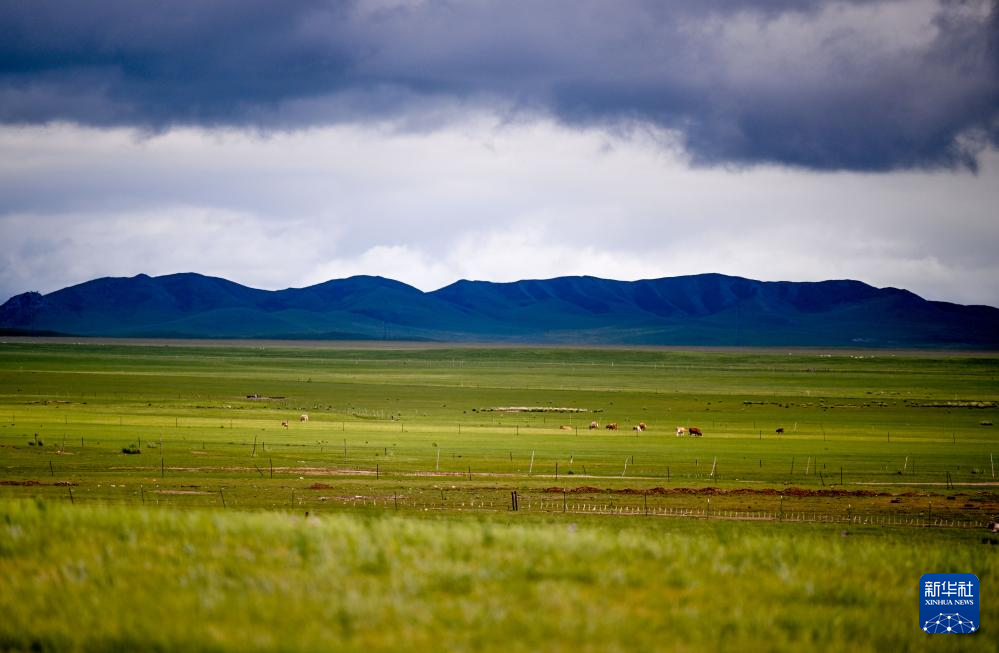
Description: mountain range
1,272,997,348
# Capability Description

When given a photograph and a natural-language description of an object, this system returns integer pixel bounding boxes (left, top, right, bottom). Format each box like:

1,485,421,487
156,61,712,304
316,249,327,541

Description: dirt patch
918,401,996,409
111,465,377,476
278,467,375,477
857,482,999,487
542,486,889,498
0,479,78,487
487,406,588,413
153,489,211,495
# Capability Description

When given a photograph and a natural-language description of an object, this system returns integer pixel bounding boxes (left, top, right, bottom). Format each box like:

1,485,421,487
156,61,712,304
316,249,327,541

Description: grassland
0,340,997,651
3,500,997,653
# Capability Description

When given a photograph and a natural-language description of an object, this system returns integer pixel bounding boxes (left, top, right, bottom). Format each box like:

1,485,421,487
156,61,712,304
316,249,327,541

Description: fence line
17,485,990,530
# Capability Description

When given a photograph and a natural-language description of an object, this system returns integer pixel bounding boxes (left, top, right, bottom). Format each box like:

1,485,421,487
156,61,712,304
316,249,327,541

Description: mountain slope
1,272,997,347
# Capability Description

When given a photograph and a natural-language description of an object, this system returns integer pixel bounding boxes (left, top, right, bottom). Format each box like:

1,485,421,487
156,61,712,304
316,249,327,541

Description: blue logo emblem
920,573,978,634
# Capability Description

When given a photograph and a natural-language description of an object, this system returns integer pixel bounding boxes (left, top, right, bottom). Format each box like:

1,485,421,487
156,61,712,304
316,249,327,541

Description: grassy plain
0,340,997,651
3,500,997,653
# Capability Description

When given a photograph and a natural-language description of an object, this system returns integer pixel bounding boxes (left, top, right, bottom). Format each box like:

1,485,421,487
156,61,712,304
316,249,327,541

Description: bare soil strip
487,406,588,413
542,486,891,497
0,479,78,486
856,481,999,487
153,489,211,495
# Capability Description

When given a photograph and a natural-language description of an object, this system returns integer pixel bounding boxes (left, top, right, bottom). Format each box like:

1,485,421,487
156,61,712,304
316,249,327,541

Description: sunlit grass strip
1,499,994,652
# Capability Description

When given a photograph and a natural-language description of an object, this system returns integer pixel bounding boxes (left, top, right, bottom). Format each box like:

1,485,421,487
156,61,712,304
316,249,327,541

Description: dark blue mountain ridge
1,272,996,347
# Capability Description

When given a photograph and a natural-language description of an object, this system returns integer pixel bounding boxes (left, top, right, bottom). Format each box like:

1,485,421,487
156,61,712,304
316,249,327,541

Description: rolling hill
1,272,997,347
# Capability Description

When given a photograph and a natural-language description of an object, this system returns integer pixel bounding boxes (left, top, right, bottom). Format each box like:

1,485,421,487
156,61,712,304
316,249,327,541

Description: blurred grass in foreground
1,499,995,652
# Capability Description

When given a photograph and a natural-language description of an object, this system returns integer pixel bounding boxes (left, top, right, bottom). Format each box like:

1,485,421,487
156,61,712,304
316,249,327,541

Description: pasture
1,340,997,651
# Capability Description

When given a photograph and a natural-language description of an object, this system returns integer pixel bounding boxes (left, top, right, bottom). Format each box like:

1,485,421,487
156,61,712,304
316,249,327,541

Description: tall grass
1,499,994,652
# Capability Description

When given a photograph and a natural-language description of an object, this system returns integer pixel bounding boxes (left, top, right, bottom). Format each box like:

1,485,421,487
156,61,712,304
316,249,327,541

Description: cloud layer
1,0,996,170
2,121,997,307
2,1,996,310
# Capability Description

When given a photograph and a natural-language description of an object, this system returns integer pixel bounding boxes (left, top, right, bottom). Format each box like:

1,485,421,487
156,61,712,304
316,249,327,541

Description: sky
1,0,997,306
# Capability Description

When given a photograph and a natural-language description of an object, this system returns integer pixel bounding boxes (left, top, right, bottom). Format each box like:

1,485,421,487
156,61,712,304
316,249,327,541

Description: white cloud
0,119,997,307
0,207,330,294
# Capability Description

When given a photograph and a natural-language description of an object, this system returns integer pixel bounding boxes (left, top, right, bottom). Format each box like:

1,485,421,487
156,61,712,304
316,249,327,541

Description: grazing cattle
281,421,289,429
589,421,599,430
633,422,647,432
689,426,703,437
606,423,619,430
560,425,573,431
775,427,784,435
675,426,687,437
300,414,309,423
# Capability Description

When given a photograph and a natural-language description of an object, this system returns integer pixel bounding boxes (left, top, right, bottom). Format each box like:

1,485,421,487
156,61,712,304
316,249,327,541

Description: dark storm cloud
0,0,996,170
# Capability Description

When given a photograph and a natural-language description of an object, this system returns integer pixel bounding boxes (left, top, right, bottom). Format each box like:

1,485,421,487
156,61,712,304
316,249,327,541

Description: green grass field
3,500,996,653
1,340,997,650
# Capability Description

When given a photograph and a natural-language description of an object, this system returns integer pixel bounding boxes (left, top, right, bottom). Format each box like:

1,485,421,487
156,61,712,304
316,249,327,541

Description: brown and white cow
589,421,599,430
281,421,289,429
606,422,619,430
633,422,647,432
300,414,309,423
675,426,687,437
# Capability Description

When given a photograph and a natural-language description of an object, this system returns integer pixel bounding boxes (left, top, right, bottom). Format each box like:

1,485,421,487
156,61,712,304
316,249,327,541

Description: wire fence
7,483,993,530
